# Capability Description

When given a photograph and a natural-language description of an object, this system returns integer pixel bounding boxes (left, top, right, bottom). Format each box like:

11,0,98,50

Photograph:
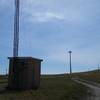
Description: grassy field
0,74,89,100
75,70,100,83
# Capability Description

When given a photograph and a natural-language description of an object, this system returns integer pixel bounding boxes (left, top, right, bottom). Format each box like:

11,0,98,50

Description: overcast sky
0,0,100,74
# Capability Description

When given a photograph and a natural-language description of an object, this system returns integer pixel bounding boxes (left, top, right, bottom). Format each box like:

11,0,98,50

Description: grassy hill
0,74,88,100
75,69,100,83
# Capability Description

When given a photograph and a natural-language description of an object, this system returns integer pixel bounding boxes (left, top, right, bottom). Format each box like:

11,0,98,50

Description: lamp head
68,51,72,53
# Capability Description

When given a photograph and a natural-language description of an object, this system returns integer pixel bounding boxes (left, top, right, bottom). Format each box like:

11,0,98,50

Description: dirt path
73,79,100,100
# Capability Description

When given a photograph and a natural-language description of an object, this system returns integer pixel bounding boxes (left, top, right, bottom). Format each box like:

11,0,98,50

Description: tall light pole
68,51,72,76
13,0,20,57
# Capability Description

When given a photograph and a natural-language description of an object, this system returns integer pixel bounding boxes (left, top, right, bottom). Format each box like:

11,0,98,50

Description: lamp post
68,51,72,76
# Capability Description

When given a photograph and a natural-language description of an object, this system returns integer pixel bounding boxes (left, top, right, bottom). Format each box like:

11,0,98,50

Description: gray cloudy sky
0,0,100,74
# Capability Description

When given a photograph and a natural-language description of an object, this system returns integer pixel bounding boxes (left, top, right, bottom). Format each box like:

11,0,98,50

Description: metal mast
13,0,20,57
68,51,72,75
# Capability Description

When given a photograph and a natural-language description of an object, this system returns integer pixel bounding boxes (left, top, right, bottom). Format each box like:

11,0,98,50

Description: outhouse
8,57,43,90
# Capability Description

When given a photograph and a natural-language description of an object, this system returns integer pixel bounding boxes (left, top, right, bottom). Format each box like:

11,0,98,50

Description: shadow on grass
0,86,24,95
0,81,8,84
0,82,19,95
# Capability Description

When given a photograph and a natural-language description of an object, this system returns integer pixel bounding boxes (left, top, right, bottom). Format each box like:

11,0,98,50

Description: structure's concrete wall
8,57,43,90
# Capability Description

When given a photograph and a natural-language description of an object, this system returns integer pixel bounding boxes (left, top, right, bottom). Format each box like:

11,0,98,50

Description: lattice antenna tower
13,0,20,57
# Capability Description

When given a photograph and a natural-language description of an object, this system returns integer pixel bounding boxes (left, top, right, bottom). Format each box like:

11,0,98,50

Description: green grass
75,70,100,83
0,75,88,100
0,76,8,83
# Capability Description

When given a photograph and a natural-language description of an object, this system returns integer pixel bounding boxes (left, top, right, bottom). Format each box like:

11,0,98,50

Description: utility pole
13,0,20,57
68,51,72,76
98,64,100,70
6,68,7,76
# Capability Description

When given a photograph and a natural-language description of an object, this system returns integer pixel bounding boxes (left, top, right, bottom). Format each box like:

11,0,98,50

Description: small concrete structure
8,57,43,90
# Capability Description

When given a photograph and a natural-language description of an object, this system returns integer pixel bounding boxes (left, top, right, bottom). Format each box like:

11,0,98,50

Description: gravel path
73,79,100,100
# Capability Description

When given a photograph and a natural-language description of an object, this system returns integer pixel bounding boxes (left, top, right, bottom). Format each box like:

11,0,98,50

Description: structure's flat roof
8,57,43,61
